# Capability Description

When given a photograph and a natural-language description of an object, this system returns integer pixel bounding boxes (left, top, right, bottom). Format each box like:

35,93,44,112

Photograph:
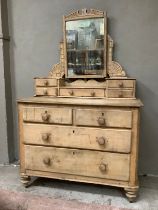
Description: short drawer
107,79,135,88
35,78,57,87
25,145,130,181
35,87,58,96
23,106,72,125
107,89,134,98
75,109,132,128
59,88,105,97
23,124,132,153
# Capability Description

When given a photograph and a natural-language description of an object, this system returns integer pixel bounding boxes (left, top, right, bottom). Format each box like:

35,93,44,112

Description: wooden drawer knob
97,117,105,126
41,111,50,121
43,157,51,165
69,90,74,96
119,82,123,88
91,91,95,97
44,80,48,86
43,89,48,95
42,133,50,141
96,137,106,145
99,163,107,172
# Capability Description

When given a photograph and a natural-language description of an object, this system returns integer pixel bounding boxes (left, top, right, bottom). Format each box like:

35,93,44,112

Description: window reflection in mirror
66,18,104,77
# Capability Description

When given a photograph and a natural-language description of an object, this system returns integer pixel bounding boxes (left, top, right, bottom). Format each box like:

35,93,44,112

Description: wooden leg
21,173,31,187
124,187,138,202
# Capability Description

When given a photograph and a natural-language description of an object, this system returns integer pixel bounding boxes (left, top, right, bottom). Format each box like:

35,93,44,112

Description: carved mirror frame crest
63,8,107,79
49,9,126,79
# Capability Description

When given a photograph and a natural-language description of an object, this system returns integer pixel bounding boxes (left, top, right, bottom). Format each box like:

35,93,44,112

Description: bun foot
124,187,138,202
21,173,31,187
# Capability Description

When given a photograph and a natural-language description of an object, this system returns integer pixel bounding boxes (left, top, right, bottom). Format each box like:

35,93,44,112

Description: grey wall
0,38,9,163
7,0,158,175
0,0,14,164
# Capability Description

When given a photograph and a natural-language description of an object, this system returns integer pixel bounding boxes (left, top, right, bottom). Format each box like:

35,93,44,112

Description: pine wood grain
35,78,57,87
35,87,58,96
23,106,72,125
23,124,132,153
75,108,132,128
25,145,130,181
59,88,105,97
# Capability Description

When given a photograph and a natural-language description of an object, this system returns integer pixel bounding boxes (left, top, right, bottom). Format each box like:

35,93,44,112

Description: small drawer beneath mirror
107,79,135,88
107,89,135,98
35,87,58,96
35,78,58,87
59,88,105,97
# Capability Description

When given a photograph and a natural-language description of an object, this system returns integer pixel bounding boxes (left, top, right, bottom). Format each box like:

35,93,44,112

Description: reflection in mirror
66,18,104,77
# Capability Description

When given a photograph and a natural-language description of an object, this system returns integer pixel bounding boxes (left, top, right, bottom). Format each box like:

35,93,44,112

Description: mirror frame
63,9,107,79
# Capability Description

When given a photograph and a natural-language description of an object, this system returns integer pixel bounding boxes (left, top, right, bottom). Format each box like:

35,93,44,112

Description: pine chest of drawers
18,8,144,202
18,97,143,202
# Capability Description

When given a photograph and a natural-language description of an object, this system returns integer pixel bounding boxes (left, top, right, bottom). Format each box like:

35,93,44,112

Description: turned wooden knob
119,82,123,88
69,90,74,96
44,80,48,86
43,157,51,165
91,91,95,97
99,163,107,172
42,133,50,141
96,137,106,145
43,89,48,95
41,111,50,121
97,117,105,126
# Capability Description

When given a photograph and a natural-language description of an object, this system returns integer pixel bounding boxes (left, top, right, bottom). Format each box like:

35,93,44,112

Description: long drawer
75,109,132,128
23,107,72,125
25,145,130,181
23,124,132,153
59,88,105,97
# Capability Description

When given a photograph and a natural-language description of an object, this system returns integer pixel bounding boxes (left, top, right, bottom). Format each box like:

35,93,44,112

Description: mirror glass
66,18,104,77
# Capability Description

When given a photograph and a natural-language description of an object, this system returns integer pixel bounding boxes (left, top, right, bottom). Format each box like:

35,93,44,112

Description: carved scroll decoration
49,42,65,78
65,79,106,87
64,8,104,21
107,35,126,77
49,36,126,79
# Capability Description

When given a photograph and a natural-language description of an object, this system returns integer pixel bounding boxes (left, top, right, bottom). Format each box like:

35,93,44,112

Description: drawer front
35,78,57,87
25,145,130,181
23,107,72,125
36,87,58,96
59,88,105,97
107,80,135,88
107,89,134,98
23,124,131,153
75,109,132,128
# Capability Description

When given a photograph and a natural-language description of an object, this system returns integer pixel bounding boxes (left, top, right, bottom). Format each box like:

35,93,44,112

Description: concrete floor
0,164,158,210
